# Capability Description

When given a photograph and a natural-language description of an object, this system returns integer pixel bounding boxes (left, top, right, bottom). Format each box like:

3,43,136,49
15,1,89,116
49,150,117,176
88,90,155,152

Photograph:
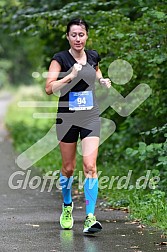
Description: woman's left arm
96,65,111,88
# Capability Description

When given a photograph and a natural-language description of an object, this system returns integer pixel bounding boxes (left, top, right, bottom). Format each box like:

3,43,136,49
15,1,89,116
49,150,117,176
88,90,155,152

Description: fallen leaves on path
155,241,167,246
25,223,40,227
125,220,140,225
161,233,167,239
137,224,146,229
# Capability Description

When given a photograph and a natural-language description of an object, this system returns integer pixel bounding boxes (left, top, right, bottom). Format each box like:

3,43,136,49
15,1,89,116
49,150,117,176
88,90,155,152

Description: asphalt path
0,92,166,252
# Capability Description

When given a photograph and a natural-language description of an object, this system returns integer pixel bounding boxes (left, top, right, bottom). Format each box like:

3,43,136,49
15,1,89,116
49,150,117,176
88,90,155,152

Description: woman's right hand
70,63,82,79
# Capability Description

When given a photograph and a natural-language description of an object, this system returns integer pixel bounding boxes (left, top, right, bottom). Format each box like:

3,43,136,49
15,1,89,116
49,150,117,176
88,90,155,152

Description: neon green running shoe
60,203,74,229
83,213,102,234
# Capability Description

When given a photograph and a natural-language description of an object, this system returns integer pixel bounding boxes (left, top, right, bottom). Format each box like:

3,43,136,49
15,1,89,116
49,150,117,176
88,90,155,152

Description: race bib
69,91,94,111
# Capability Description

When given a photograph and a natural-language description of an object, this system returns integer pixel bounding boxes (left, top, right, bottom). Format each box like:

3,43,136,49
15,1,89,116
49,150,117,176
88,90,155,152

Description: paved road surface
0,92,166,252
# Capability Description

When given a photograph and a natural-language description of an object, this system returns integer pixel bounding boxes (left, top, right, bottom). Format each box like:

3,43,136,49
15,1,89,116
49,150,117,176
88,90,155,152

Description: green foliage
126,124,167,190
5,85,56,169
129,189,167,230
126,138,167,167
0,59,12,88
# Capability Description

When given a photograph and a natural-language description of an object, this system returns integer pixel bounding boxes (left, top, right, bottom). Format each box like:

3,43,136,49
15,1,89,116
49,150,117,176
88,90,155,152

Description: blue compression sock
84,178,98,215
60,173,73,205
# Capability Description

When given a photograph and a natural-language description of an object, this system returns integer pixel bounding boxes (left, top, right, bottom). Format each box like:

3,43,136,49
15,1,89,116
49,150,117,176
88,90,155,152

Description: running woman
45,18,111,234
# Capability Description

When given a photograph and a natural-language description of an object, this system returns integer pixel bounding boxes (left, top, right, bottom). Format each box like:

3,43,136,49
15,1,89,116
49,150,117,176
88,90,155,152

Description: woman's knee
83,162,97,177
62,160,76,177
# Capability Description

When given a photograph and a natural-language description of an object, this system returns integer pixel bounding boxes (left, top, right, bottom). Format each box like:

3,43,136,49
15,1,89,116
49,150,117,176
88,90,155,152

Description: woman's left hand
99,78,111,88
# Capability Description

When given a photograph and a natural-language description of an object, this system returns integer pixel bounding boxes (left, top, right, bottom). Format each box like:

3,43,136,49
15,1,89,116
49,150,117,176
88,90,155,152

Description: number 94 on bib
69,91,94,111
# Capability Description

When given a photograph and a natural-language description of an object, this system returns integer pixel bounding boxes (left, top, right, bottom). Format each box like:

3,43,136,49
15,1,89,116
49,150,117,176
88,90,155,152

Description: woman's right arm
45,60,76,95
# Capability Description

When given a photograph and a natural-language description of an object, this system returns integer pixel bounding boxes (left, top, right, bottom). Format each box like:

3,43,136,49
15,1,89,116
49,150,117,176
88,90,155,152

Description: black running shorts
56,115,101,143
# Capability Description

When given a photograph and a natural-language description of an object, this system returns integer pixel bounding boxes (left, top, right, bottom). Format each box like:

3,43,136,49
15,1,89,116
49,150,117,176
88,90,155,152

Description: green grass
99,186,167,231
5,85,167,232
